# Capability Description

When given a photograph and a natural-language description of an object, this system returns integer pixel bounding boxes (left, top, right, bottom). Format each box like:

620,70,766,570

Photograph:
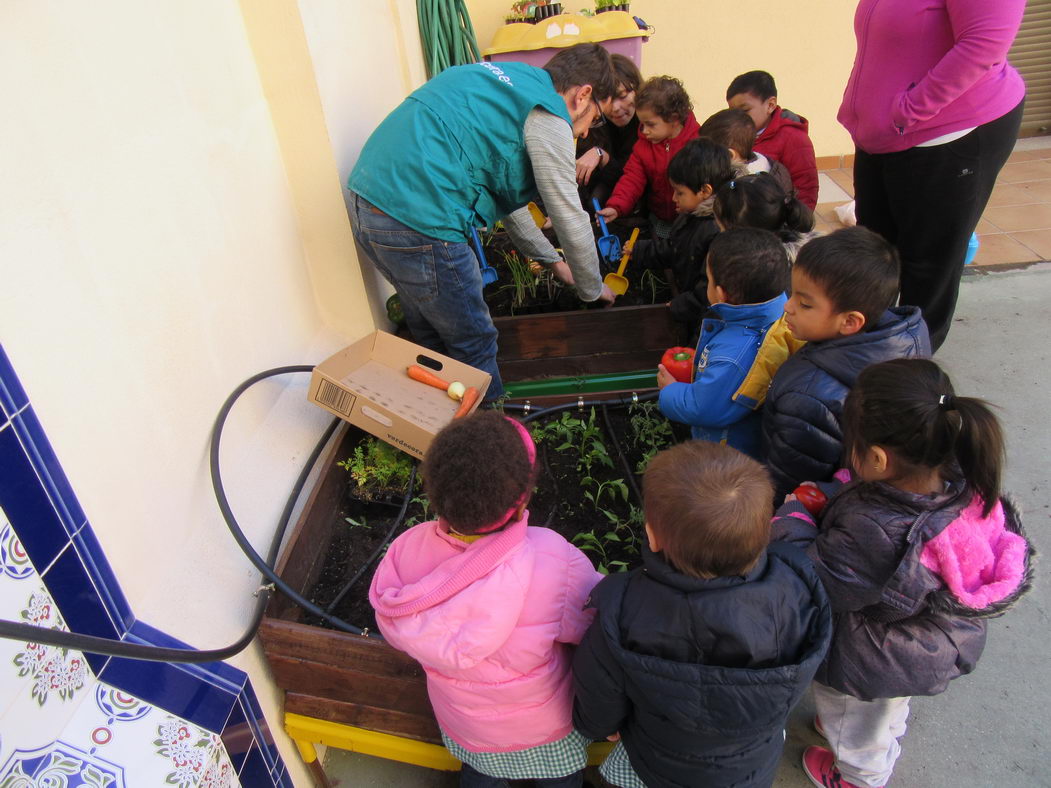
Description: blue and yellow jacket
658,294,804,458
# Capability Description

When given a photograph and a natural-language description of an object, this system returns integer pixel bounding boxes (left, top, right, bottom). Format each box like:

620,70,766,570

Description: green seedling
338,437,414,500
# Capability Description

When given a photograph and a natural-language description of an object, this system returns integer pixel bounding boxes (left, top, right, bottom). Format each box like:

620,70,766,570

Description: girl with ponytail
772,358,1033,788
713,172,819,261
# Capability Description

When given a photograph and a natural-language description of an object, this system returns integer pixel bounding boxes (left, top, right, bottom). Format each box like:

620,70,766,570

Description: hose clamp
577,397,585,410
523,400,532,415
631,392,639,404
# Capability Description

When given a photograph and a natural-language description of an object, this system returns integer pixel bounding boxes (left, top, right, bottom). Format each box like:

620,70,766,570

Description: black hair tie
938,394,955,411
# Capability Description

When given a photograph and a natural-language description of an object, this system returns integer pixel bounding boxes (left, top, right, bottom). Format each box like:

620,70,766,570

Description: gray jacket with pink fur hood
772,476,1033,701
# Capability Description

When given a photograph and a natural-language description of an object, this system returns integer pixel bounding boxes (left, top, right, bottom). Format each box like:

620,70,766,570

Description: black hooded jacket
761,306,931,499
572,542,832,788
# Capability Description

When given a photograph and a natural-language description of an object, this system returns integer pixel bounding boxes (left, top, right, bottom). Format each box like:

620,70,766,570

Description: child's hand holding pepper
656,363,677,389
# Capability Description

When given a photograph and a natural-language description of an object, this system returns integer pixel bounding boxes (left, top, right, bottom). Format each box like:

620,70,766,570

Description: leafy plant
344,515,371,529
583,475,628,511
338,438,414,500
628,401,674,473
638,268,668,305
404,494,433,527
533,408,613,477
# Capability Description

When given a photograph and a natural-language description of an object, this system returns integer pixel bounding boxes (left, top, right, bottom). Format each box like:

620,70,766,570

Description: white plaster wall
0,2,405,784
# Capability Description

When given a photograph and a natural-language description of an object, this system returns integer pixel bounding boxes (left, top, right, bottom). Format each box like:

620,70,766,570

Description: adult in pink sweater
369,413,601,786
838,0,1026,351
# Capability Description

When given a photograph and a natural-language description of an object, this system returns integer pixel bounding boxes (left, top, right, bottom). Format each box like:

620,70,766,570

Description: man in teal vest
348,43,618,399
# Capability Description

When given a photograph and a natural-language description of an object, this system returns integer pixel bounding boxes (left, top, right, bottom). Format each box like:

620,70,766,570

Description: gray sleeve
500,108,603,302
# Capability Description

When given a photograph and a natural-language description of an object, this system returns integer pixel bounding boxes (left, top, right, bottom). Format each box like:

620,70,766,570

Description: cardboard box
308,331,491,459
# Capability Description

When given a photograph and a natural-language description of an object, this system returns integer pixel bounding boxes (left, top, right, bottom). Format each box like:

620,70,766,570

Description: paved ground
324,264,1051,787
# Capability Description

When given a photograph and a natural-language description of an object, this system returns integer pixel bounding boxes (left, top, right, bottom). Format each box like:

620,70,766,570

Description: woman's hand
575,147,603,185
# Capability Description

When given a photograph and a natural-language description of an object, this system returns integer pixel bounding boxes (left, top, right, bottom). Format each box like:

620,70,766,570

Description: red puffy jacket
755,107,818,209
604,112,701,222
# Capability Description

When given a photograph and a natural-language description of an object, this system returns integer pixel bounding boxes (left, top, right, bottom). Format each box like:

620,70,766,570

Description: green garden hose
417,0,482,79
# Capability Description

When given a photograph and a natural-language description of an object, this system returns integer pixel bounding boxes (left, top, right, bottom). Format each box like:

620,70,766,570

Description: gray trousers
813,682,912,787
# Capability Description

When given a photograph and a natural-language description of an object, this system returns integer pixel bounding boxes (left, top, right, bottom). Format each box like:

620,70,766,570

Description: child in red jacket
726,70,819,210
597,76,700,238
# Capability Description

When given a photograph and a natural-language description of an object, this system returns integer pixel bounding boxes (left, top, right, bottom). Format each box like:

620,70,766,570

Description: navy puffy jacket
572,543,831,788
761,306,930,499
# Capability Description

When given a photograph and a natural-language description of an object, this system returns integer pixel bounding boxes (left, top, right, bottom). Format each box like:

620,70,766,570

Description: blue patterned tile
238,742,279,788
221,697,252,774
0,344,29,419
70,524,133,634
0,422,71,571
99,652,238,734
12,406,87,536
41,544,123,644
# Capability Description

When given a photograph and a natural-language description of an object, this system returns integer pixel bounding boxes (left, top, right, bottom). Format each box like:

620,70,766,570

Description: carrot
453,386,480,419
407,364,450,391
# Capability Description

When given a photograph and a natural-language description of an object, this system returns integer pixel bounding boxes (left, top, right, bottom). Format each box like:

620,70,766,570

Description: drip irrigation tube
600,404,644,504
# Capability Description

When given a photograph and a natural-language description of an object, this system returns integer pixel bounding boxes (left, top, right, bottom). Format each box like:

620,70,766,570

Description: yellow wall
466,0,859,158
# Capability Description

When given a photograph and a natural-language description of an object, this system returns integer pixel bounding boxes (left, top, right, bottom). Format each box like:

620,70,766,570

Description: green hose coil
417,0,482,79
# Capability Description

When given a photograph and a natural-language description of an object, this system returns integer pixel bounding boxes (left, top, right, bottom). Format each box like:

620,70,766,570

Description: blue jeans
458,763,584,788
349,193,505,398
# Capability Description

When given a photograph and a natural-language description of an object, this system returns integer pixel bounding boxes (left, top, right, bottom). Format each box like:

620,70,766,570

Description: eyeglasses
590,99,607,128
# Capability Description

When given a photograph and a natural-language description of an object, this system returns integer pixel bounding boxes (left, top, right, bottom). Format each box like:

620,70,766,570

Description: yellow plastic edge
483,12,646,56
285,712,615,771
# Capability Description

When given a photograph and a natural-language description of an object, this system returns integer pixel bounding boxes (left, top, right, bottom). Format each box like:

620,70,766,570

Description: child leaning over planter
369,412,602,788
596,75,701,239
772,359,1033,788
573,441,832,788
629,138,734,326
657,228,804,459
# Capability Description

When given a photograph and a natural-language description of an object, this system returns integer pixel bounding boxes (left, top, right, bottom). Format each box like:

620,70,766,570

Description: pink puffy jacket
369,513,602,752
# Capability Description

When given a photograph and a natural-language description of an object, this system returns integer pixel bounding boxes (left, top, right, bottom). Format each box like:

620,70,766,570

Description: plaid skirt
598,741,646,788
441,728,591,780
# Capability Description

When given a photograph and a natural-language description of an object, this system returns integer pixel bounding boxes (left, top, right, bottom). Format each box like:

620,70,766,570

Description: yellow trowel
603,227,640,296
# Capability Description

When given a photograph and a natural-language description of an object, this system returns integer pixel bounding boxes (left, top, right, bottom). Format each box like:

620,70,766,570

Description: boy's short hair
544,43,617,102
726,70,777,102
707,228,790,305
794,227,901,329
422,411,534,533
667,138,733,194
644,441,772,579
635,76,693,124
611,53,642,96
699,109,757,160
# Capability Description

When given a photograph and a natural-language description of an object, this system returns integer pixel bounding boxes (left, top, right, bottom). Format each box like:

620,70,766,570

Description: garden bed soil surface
302,405,687,633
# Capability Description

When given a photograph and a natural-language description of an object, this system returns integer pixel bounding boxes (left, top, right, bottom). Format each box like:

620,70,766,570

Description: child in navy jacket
772,359,1033,788
658,228,802,458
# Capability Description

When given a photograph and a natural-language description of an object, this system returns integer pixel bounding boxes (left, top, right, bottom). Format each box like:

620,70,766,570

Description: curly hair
635,76,692,124
421,411,535,533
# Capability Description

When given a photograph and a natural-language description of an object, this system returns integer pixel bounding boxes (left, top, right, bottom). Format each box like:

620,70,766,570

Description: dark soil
481,222,673,318
303,404,688,632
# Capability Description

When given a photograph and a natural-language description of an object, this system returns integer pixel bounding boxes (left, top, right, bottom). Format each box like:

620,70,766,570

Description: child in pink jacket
370,411,602,787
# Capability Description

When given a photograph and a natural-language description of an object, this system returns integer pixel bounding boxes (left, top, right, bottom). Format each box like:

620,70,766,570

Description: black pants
853,99,1024,350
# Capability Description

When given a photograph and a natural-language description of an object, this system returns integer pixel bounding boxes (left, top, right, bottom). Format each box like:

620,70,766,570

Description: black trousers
853,99,1024,351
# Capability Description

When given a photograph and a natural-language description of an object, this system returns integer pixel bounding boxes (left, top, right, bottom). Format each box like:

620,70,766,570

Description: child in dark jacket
597,76,701,238
713,172,819,262
573,441,832,788
762,227,931,500
772,358,1033,788
726,70,819,209
629,138,733,325
657,229,801,459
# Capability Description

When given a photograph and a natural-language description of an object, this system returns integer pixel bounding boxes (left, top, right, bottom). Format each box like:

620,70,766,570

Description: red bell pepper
793,484,828,516
661,347,695,383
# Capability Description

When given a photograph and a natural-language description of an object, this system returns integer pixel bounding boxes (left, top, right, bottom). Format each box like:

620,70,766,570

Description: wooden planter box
260,305,682,779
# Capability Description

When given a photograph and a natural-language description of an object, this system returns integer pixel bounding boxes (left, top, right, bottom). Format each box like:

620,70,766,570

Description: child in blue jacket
658,228,802,458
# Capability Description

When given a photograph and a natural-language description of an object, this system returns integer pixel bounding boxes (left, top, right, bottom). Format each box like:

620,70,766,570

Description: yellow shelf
484,11,645,56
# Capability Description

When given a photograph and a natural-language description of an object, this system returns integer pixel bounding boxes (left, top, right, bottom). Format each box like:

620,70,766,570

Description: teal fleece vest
348,63,571,242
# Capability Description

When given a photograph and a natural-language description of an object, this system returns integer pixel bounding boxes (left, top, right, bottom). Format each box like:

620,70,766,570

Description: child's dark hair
794,227,900,330
611,53,642,96
635,76,692,124
643,441,772,578
667,138,733,195
726,70,777,102
843,359,1004,516
699,109,757,160
707,228,789,305
421,412,535,533
544,43,617,102
714,172,814,239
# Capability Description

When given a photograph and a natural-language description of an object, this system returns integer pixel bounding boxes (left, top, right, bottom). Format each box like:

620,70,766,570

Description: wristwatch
594,147,605,162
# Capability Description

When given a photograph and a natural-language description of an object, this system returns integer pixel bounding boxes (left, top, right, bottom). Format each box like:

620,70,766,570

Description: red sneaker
801,746,883,788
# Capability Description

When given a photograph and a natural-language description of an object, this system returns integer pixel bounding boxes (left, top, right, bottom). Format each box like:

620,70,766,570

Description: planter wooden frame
260,304,681,784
